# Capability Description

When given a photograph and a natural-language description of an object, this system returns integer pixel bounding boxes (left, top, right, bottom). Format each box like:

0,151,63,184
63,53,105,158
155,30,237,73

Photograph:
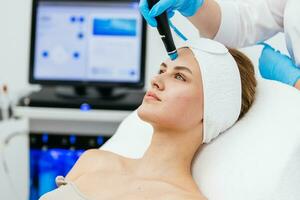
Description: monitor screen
29,0,146,87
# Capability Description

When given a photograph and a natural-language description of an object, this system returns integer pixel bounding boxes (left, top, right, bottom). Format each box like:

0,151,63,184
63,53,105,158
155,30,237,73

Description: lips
145,91,161,101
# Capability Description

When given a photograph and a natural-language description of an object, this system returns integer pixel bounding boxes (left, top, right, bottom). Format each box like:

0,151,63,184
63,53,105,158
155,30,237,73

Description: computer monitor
29,0,146,98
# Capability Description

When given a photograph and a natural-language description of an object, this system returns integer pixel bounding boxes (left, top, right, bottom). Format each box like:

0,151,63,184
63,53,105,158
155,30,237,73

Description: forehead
163,47,200,75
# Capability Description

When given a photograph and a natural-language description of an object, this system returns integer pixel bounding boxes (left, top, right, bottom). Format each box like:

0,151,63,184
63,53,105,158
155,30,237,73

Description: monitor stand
19,86,145,110
55,86,127,100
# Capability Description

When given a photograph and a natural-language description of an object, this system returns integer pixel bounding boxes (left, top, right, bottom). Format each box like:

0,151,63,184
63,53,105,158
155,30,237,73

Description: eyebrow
161,62,193,75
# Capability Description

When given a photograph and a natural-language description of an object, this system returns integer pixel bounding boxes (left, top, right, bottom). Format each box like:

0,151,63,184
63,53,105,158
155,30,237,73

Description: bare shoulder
75,148,115,166
188,196,207,200
79,148,121,164
162,193,206,200
65,149,122,181
162,185,207,200
180,193,207,200
173,188,208,200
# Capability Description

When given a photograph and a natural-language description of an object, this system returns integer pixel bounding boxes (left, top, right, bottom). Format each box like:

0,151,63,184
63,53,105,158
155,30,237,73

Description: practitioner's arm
188,0,285,47
139,0,285,48
284,0,300,66
187,0,221,39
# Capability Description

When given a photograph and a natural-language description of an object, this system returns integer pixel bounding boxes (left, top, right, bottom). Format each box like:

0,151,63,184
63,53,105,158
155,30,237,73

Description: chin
137,104,178,130
137,102,167,124
137,104,155,123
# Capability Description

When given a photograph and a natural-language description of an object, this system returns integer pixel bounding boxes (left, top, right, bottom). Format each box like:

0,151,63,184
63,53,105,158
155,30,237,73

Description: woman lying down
40,38,256,200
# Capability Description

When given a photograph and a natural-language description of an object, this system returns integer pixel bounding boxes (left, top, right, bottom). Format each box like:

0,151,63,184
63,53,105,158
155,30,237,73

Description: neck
134,125,203,190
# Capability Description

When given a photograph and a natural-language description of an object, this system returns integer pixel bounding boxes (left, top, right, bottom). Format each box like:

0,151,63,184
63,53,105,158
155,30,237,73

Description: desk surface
14,106,132,123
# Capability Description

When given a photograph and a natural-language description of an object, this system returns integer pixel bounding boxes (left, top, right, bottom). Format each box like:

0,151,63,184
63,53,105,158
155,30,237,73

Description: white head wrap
181,38,242,143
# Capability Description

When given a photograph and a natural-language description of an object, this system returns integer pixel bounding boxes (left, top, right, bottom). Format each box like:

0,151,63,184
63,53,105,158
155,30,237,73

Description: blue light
70,16,76,23
78,32,84,39
42,134,48,143
79,16,85,23
169,52,178,60
129,70,136,76
73,52,80,59
35,148,81,197
42,51,49,58
93,18,137,36
97,136,104,145
80,103,91,111
69,135,76,144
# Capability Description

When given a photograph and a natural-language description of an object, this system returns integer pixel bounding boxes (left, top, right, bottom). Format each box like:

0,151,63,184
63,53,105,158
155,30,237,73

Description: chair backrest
101,79,300,200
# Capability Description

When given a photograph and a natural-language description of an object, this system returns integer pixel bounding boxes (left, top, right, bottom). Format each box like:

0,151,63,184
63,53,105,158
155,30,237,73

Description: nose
151,75,164,90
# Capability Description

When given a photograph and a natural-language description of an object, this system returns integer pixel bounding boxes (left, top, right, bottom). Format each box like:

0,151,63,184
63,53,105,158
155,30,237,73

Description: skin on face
137,47,204,132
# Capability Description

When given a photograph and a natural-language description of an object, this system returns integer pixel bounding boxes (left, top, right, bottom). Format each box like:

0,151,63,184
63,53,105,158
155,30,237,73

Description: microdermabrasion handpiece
147,0,178,60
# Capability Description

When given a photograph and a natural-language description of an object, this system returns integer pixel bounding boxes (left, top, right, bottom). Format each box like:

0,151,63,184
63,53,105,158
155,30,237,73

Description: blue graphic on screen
33,1,142,83
93,18,137,36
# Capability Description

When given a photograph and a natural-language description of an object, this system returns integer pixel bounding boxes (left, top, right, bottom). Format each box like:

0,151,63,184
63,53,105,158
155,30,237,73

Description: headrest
101,79,300,199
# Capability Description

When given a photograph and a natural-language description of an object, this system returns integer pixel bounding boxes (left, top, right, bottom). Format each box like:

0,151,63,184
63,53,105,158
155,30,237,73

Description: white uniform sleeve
213,0,285,48
284,0,300,66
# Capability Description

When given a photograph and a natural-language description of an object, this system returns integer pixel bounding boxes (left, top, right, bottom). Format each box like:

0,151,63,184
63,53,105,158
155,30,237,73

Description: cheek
166,93,190,113
137,86,203,130
169,93,202,119
161,89,203,127
136,93,187,127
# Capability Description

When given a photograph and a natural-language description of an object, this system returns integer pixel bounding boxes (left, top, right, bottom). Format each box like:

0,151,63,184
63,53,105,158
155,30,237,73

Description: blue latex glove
259,44,300,86
139,0,204,27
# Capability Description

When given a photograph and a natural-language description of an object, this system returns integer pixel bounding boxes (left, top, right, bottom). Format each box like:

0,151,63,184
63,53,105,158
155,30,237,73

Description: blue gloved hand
259,43,300,86
139,0,204,27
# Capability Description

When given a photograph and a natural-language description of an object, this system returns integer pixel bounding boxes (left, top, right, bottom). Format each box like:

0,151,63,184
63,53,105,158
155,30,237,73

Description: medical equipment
139,0,204,27
0,119,29,200
147,0,178,60
29,0,146,99
29,133,110,199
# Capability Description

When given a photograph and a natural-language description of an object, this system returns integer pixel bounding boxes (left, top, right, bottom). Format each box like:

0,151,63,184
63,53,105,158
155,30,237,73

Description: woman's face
137,48,204,132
